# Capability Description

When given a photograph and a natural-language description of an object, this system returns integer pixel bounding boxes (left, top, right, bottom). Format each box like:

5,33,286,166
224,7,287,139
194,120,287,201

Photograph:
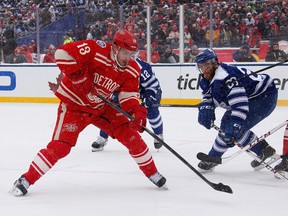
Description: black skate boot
91,136,108,152
10,175,30,196
274,154,288,172
198,161,218,172
148,172,168,189
250,140,276,168
154,134,163,150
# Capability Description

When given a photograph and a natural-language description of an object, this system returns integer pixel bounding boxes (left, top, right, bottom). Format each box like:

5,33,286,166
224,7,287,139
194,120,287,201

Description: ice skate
91,136,108,152
198,161,218,173
250,141,276,169
274,154,288,172
10,176,30,196
154,134,163,150
148,172,168,190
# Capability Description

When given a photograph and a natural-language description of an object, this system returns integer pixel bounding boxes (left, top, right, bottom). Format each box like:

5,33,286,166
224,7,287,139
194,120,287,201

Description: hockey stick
237,59,288,81
197,120,288,165
224,59,288,87
211,124,288,180
243,149,287,179
97,94,233,194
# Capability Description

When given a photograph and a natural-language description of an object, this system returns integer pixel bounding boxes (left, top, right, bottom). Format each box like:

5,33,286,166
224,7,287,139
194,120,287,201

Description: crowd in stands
1,0,288,63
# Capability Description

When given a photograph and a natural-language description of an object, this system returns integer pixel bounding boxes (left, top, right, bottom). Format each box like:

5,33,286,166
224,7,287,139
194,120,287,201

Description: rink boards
0,63,287,106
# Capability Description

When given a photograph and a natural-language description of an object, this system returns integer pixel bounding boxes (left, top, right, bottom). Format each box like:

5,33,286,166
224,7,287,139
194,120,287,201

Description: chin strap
112,46,127,68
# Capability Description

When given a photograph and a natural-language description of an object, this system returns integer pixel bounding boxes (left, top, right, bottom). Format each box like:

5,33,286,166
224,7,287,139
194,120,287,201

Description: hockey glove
223,121,244,145
130,105,147,133
70,70,98,96
145,95,157,107
144,90,158,107
198,103,215,129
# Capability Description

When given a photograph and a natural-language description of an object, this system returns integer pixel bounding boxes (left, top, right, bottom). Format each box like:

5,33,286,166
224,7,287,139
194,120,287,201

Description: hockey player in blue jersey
91,57,164,151
195,49,278,172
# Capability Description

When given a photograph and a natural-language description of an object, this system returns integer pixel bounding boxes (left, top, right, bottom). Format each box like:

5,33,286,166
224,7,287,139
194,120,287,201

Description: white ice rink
0,103,287,216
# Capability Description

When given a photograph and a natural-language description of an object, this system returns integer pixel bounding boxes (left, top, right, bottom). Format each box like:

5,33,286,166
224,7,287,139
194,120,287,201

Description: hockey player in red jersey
274,123,288,172
10,29,167,196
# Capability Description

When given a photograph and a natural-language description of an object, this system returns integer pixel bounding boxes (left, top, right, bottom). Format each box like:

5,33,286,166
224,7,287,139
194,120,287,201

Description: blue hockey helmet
195,48,218,65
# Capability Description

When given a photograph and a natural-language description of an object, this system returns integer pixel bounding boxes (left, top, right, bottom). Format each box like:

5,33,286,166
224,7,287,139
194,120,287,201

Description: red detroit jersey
55,40,141,115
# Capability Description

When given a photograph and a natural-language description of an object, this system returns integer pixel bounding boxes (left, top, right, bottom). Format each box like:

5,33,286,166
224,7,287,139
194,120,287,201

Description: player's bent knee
113,124,145,149
47,140,72,160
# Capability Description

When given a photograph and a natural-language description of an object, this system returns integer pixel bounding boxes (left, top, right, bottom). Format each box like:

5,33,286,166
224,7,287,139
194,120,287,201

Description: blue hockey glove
144,90,158,107
198,103,215,129
145,95,157,107
224,121,243,145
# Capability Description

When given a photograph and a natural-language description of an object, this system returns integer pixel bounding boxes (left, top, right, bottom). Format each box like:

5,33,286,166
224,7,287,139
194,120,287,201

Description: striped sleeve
227,86,249,122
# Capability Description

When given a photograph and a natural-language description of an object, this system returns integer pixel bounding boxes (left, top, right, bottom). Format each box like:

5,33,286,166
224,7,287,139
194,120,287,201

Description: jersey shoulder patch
96,40,106,48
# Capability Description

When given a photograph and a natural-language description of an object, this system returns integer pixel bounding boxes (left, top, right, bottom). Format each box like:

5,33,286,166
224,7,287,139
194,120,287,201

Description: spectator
220,23,232,47
124,16,135,34
159,45,179,63
265,42,288,62
205,24,220,47
91,23,104,40
39,7,52,27
20,44,32,63
167,25,179,49
184,25,192,48
6,47,28,63
198,13,210,30
154,25,167,46
29,40,36,53
251,50,261,62
63,32,73,44
86,26,94,40
268,18,279,45
43,44,56,63
184,45,199,63
1,31,18,63
278,24,288,42
138,45,160,64
232,45,257,62
138,32,147,50
247,26,262,48
239,19,248,45
245,12,255,27
105,22,114,42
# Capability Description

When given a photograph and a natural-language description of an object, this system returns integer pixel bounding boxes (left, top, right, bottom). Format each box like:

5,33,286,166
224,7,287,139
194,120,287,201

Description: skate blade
159,183,169,190
91,147,104,152
9,186,24,196
254,154,281,171
274,171,287,180
197,167,215,173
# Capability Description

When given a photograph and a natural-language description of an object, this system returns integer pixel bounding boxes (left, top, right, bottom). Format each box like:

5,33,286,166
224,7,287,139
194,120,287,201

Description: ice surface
1,103,287,216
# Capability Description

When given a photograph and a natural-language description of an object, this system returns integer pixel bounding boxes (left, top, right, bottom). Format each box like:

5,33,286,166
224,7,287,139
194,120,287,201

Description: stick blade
197,152,222,164
212,182,233,194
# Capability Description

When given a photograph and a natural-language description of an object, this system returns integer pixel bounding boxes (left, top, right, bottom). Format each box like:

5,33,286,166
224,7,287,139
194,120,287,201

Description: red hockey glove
70,70,98,96
130,105,147,133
